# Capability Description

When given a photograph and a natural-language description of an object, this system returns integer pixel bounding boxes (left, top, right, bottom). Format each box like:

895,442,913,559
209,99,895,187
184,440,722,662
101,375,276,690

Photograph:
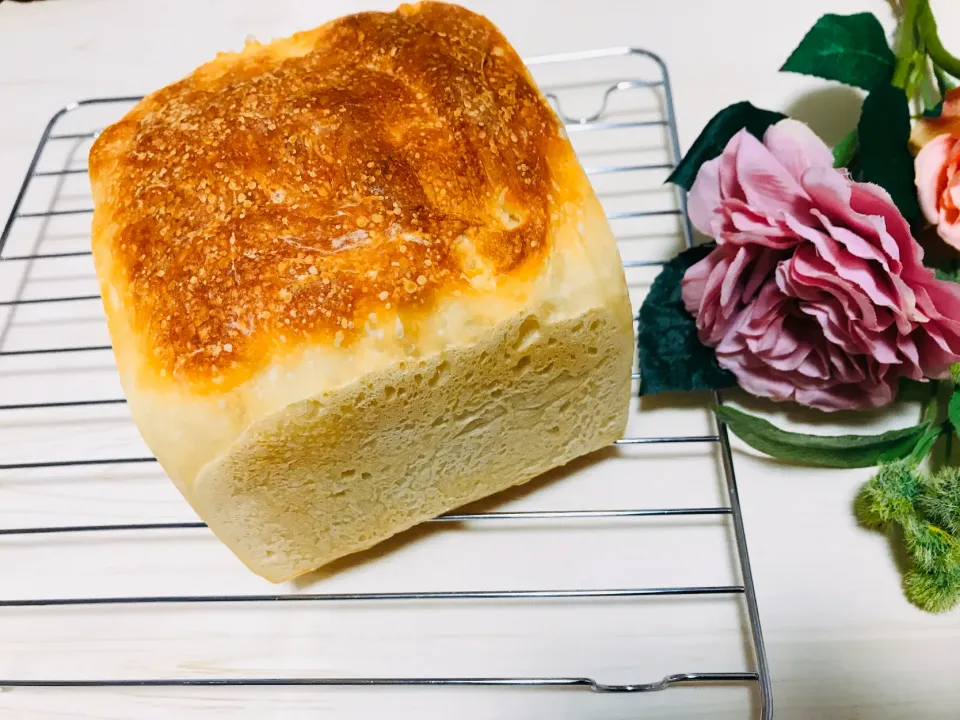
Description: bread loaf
88,1,634,582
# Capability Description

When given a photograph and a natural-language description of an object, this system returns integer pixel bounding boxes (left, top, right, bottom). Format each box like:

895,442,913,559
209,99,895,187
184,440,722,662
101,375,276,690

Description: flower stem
894,0,922,88
918,0,960,79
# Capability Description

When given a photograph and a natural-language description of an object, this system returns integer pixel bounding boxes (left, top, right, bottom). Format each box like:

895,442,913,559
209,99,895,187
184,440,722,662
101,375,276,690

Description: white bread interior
195,306,630,582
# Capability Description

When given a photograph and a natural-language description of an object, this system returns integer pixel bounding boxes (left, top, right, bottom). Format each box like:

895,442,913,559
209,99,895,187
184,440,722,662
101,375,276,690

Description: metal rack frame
0,47,772,717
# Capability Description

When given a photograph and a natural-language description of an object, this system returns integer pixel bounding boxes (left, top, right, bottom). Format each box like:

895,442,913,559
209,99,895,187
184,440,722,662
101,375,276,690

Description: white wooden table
1,1,959,718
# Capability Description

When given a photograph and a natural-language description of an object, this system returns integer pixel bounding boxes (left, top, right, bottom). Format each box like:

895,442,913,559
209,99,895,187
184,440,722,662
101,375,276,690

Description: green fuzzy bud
903,568,960,613
855,461,920,527
952,362,960,386
917,466,960,536
903,519,960,573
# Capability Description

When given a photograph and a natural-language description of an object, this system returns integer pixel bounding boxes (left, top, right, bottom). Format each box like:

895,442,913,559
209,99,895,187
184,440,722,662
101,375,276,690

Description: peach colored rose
914,88,960,249
912,88,960,149
683,119,960,411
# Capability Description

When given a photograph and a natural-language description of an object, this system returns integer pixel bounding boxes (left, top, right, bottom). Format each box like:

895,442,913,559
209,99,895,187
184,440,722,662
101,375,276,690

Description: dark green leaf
923,67,953,118
898,377,934,403
637,245,736,395
846,150,864,186
715,405,932,468
781,13,895,90
924,100,945,119
832,128,859,168
948,390,960,433
666,102,786,191
858,85,921,225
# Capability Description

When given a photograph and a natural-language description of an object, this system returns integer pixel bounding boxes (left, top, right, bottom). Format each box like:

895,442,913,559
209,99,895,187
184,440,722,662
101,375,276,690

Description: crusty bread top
89,2,571,393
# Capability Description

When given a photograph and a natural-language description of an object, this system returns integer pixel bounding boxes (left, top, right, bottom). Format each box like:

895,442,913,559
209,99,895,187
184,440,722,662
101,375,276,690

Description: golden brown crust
89,2,567,392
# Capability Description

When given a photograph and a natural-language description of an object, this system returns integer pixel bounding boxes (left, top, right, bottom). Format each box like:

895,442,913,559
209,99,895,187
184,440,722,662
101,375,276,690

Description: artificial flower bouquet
639,2,960,612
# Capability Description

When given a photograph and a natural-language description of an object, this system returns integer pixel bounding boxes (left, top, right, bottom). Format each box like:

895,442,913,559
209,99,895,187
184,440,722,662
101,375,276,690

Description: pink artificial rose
682,118,960,411
914,88,960,249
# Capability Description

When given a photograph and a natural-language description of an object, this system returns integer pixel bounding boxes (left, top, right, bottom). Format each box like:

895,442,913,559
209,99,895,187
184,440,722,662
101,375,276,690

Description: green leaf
857,85,922,225
934,252,960,282
666,102,786,191
948,389,960,433
832,128,859,168
909,424,944,464
715,405,933,468
924,390,942,425
781,13,896,90
637,245,736,395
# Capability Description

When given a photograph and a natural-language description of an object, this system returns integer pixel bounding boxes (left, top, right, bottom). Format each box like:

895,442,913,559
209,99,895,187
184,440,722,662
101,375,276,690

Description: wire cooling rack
0,48,771,719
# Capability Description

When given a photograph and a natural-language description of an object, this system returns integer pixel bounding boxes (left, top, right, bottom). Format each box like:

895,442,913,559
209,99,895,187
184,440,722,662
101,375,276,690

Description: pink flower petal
783,215,901,313
687,156,722,236
799,298,859,353
724,359,797,402
763,119,835,184
780,246,878,328
849,183,925,271
805,168,926,275
718,131,745,201
742,249,782,302
795,379,895,411
734,131,809,217
794,350,829,380
714,199,798,249
720,246,754,308
896,335,922,379
915,134,955,225
810,208,889,270
826,345,861,383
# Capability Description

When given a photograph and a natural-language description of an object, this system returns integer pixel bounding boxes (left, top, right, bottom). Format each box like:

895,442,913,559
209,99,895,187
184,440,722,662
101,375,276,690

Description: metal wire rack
0,47,771,718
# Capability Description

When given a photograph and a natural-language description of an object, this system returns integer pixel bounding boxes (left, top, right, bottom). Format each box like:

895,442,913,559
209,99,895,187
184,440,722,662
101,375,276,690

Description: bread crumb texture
195,308,631,582
89,1,566,392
